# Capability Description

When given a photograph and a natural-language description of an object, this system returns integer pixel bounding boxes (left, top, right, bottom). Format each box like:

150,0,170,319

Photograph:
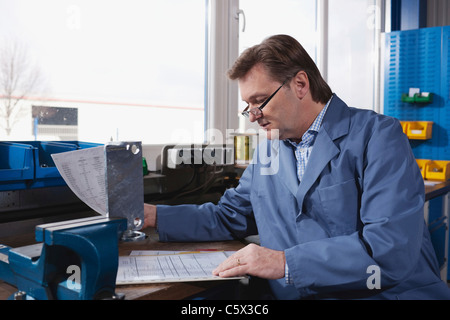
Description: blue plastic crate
0,142,34,182
63,141,102,150
22,141,79,179
0,141,102,191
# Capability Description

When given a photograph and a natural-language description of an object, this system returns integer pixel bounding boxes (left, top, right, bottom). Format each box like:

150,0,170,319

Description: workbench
425,181,450,202
0,227,246,300
1,181,449,300
424,181,450,281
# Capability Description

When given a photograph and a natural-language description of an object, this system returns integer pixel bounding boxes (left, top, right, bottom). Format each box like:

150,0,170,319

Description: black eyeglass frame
241,79,288,118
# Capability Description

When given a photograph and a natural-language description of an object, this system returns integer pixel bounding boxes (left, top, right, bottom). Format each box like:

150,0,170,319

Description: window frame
205,0,240,143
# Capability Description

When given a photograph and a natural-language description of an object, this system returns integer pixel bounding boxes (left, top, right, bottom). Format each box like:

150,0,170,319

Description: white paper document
51,146,108,215
424,180,441,186
116,250,243,285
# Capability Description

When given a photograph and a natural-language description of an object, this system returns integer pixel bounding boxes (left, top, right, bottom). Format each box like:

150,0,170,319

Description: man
144,35,450,299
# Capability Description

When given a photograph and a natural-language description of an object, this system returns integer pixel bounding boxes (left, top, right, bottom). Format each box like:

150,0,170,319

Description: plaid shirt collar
287,96,332,147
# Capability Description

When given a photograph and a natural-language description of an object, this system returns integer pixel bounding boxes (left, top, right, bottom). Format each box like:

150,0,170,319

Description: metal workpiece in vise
0,141,145,300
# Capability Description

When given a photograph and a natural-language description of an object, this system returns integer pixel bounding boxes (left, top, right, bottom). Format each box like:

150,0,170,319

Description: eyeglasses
241,79,287,119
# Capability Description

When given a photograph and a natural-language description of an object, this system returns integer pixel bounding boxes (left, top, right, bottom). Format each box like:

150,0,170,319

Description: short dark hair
227,34,332,104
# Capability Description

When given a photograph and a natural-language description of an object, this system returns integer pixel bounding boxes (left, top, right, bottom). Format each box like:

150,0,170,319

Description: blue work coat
157,94,450,299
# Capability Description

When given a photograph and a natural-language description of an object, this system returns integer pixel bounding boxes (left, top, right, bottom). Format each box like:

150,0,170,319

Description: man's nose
248,110,262,123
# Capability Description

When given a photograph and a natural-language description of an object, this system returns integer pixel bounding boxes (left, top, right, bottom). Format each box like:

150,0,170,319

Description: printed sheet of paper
116,250,243,285
424,180,441,186
51,146,108,215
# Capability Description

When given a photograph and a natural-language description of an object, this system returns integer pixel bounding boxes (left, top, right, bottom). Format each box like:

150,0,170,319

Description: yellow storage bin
425,160,450,182
399,121,409,135
405,121,433,140
416,159,431,179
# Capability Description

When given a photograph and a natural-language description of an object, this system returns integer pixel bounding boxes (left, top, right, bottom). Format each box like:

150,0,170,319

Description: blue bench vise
0,141,145,300
0,216,128,300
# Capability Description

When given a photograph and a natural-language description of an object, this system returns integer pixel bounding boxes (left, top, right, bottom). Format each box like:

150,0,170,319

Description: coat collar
273,94,351,209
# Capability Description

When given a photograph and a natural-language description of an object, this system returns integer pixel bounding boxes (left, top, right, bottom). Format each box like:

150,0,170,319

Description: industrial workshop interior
1,0,450,307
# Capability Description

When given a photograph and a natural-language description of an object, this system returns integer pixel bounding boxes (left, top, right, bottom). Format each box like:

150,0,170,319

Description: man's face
239,64,303,141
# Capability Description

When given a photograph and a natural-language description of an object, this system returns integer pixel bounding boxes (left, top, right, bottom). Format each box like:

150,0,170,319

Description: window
32,106,78,140
236,0,383,125
238,0,317,56
0,0,384,145
0,0,206,144
328,0,381,111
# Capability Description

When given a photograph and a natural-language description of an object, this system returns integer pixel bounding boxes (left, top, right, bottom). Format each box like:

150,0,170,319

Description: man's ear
292,70,309,100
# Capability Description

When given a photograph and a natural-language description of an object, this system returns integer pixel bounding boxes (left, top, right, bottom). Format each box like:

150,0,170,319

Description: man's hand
142,203,157,229
212,243,286,280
